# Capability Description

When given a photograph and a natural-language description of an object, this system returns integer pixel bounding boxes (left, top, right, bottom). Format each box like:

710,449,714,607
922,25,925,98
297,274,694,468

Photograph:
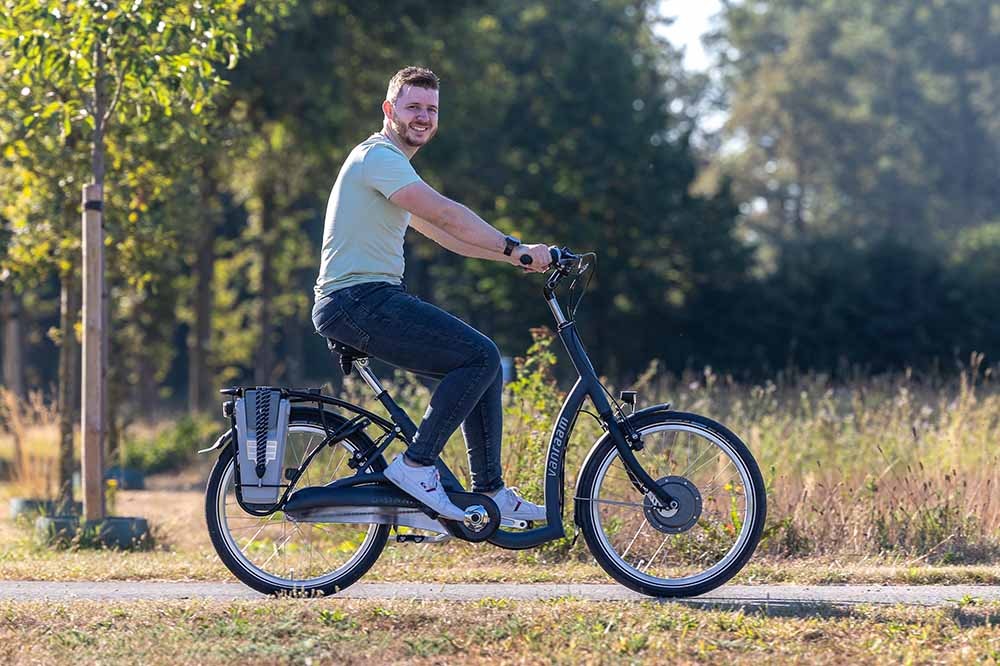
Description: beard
390,116,436,147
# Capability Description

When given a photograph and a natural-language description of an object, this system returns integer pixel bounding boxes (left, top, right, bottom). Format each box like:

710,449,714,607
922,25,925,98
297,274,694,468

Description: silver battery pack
234,389,291,506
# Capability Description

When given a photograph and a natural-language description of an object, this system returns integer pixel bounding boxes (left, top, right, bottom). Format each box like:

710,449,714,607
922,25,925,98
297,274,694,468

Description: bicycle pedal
395,533,450,544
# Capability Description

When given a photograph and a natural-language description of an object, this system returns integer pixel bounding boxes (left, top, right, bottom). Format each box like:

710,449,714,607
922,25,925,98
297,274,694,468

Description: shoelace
498,486,535,511
505,486,526,501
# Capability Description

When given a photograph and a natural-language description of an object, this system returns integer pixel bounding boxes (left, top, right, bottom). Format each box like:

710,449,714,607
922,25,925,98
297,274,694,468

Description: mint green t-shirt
314,134,422,299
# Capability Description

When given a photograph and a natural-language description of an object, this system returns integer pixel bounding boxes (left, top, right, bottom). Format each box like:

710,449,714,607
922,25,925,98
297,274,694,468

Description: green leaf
40,101,61,119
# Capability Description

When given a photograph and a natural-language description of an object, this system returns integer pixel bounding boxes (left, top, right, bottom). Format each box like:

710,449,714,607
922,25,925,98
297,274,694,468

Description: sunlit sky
656,0,723,71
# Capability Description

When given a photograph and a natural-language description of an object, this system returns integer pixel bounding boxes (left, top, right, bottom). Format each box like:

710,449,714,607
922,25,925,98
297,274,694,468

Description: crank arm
500,517,529,529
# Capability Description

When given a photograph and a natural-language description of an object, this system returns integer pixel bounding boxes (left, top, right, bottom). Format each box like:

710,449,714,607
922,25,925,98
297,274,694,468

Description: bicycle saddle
327,339,368,375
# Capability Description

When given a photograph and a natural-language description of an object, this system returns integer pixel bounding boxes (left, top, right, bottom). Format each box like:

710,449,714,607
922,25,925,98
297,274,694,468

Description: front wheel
576,411,766,597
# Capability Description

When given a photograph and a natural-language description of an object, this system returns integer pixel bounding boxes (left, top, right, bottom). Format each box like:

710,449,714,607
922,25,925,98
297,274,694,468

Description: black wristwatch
502,235,521,256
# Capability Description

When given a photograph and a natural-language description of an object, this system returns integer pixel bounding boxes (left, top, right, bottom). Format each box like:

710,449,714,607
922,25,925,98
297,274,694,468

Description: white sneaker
488,486,546,522
383,455,466,521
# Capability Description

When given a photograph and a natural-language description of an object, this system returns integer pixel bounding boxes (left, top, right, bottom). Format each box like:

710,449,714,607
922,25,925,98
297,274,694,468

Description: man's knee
475,337,502,376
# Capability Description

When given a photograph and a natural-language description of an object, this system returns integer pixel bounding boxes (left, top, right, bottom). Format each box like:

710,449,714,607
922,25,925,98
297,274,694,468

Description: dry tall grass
611,354,1000,563
359,340,1000,563
3,345,999,564
0,387,61,499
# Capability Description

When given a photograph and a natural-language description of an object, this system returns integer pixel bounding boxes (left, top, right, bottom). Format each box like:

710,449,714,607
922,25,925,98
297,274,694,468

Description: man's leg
460,363,504,493
318,283,501,464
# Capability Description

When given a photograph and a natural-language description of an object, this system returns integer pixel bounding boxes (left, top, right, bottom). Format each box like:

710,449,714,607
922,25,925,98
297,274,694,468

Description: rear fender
198,428,233,455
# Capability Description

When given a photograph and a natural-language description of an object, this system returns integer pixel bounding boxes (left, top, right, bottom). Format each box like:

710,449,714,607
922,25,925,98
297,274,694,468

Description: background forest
2,0,999,428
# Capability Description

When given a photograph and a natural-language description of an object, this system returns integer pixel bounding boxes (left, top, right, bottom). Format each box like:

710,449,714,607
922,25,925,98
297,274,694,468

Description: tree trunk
286,318,304,387
105,363,127,475
81,37,108,521
254,182,277,385
189,166,218,412
57,270,80,507
1,283,25,398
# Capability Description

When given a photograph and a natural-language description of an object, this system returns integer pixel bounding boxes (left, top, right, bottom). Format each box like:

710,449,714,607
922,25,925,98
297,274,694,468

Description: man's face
385,84,439,148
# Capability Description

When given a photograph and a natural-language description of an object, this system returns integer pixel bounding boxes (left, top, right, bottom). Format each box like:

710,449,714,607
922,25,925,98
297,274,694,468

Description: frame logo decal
547,415,571,476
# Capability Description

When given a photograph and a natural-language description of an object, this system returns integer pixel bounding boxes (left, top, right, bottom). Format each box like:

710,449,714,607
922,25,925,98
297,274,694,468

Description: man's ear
382,99,393,121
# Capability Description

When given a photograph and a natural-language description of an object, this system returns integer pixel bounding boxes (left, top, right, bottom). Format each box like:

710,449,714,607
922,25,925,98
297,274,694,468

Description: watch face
504,236,520,255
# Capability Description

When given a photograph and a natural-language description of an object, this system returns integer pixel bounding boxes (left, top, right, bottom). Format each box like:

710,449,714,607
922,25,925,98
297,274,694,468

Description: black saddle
326,339,368,376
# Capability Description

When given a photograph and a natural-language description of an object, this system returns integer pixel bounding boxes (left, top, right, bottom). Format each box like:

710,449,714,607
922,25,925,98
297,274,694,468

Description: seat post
353,359,385,395
352,358,419,443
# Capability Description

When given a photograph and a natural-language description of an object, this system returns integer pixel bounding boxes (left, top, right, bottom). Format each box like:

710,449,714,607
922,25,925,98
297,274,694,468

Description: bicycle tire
576,411,766,597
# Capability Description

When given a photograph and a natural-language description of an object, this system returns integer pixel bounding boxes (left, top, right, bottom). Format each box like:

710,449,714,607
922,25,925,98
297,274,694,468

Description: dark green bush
122,415,218,474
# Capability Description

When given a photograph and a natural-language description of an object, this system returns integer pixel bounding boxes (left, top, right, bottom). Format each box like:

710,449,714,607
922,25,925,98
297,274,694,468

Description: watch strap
503,235,521,256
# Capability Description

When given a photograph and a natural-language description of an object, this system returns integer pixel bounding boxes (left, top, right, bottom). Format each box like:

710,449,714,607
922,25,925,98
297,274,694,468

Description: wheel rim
586,421,758,588
214,423,383,588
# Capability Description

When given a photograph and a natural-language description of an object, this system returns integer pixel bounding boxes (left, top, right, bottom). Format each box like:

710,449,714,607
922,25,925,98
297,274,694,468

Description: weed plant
0,388,60,499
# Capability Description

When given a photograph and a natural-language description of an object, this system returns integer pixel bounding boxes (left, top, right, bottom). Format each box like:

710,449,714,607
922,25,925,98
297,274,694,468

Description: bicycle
202,247,766,597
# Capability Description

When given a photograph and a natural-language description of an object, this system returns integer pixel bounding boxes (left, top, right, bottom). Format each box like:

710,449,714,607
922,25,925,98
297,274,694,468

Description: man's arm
409,215,513,262
390,181,507,253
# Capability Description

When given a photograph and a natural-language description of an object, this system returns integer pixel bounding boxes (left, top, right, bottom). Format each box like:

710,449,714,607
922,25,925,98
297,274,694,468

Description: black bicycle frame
326,291,675,550
221,272,676,549
479,310,674,549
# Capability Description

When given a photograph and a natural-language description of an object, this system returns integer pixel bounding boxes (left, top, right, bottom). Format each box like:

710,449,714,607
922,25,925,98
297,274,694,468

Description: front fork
603,410,677,511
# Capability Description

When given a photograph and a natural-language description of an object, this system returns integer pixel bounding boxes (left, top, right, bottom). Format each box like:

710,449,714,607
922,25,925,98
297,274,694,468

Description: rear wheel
577,411,765,597
205,408,389,595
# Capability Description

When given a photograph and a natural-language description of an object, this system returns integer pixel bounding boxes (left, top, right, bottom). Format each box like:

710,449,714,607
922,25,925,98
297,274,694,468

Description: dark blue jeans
311,281,504,493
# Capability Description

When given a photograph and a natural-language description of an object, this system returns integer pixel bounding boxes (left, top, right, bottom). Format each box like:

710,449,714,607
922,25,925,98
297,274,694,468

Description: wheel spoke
575,496,646,509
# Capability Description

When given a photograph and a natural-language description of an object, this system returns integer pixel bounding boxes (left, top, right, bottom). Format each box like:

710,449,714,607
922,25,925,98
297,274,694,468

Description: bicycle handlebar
519,246,578,268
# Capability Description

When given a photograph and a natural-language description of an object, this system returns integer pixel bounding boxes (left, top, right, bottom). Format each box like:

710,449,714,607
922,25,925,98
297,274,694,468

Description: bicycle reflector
234,388,291,505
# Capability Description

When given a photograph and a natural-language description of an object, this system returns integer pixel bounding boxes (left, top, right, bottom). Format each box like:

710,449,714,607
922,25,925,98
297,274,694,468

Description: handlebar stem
545,293,568,326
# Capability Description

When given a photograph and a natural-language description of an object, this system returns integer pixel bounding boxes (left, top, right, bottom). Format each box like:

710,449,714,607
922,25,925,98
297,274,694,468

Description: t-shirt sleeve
363,145,422,199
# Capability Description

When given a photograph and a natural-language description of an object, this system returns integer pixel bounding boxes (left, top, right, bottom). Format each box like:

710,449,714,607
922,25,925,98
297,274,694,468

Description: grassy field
1,597,998,664
2,355,1000,664
1,452,999,586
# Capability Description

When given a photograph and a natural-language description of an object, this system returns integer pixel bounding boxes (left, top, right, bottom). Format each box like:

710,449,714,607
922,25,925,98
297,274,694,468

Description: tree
388,0,747,376
708,0,1000,243
1,0,286,512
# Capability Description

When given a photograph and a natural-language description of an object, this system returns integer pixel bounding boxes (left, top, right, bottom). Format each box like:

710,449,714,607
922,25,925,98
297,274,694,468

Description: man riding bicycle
311,66,551,523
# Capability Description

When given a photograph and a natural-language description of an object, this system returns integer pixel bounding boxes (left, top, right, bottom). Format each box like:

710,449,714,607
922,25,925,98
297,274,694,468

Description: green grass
1,598,998,664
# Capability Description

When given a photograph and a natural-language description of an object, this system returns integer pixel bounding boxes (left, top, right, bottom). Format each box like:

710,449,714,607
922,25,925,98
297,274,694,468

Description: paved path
2,581,999,610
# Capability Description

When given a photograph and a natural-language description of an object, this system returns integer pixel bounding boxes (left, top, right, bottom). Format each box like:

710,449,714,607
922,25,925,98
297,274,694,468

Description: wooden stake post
81,184,105,522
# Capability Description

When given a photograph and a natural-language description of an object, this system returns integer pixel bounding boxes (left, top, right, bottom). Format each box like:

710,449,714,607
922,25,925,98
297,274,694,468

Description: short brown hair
386,66,439,103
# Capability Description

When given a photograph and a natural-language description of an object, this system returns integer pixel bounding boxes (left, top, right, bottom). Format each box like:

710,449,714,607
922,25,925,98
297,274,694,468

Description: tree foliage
5,0,1000,419
709,0,1000,241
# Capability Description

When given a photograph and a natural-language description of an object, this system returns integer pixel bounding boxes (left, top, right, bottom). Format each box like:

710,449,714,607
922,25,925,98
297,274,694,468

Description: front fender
198,428,233,455
572,403,672,527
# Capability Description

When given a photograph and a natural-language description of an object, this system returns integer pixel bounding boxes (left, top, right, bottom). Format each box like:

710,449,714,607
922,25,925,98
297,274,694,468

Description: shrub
121,415,218,474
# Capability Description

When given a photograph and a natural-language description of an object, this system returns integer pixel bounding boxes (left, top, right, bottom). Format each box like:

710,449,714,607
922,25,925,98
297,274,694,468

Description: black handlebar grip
520,246,563,267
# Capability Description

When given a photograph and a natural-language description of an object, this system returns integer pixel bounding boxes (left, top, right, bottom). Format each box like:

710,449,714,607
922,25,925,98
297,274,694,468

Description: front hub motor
643,476,702,534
